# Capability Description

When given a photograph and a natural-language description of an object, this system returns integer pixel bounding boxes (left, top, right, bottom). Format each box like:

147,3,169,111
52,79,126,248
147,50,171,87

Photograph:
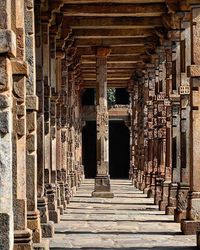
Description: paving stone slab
50,179,196,249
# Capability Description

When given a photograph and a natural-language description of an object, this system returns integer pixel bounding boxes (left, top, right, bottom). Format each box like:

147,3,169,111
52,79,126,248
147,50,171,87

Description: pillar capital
95,47,111,57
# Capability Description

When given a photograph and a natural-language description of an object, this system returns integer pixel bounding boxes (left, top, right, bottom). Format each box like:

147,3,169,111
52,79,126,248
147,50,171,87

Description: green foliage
107,88,116,105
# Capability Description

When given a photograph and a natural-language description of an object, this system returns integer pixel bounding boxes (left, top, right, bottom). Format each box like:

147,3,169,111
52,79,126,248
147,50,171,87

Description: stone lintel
0,30,16,57
188,65,200,77
12,60,29,76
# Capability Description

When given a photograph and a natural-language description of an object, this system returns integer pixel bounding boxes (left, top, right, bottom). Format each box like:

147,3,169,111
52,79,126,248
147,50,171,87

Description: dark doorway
109,121,130,179
82,120,130,179
82,121,96,178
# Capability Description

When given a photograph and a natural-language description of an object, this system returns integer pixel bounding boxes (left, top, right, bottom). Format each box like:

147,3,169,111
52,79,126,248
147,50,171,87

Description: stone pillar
147,57,159,199
145,66,156,194
56,101,64,215
0,12,16,248
35,1,54,238
12,63,33,250
24,0,43,244
61,58,72,205
153,55,166,205
141,73,149,192
41,26,60,225
56,54,67,209
181,6,200,235
41,19,51,186
132,85,139,186
166,39,181,215
174,17,191,223
136,78,145,190
159,45,173,211
92,47,114,198
10,0,33,248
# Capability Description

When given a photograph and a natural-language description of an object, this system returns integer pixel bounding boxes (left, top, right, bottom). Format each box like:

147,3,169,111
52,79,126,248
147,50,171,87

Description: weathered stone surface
0,30,16,57
12,61,28,76
50,179,196,249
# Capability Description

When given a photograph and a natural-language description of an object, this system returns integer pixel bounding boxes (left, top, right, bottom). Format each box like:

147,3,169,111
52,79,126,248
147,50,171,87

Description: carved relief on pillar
0,34,15,247
96,105,109,141
181,6,200,235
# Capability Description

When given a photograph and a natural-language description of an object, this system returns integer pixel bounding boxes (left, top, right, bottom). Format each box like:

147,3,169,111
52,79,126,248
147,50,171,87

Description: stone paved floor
50,179,196,250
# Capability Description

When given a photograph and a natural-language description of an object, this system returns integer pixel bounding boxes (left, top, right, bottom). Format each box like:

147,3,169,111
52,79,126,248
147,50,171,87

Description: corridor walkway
50,180,196,250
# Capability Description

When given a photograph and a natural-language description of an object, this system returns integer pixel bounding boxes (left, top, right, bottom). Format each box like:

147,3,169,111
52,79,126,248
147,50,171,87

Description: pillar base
147,173,156,198
92,176,114,198
159,181,170,211
14,229,32,250
174,183,189,222
45,184,60,224
33,239,49,250
181,220,200,235
48,209,60,224
155,178,163,205
181,191,200,234
37,197,54,238
64,183,72,204
27,210,42,244
174,209,187,223
58,181,67,209
41,221,54,238
143,186,150,194
166,182,178,215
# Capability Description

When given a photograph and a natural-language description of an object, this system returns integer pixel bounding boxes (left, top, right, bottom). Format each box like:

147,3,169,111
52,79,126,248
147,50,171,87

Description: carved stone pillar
159,45,172,211
10,0,33,248
165,39,181,214
174,17,191,223
92,47,114,198
24,0,42,244
35,1,54,238
0,10,16,247
181,7,200,235
144,67,155,194
13,66,33,250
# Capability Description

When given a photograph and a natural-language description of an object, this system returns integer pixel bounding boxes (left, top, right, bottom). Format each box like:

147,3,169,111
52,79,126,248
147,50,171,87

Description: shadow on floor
55,231,182,236
60,219,175,223
70,201,155,206
50,247,197,250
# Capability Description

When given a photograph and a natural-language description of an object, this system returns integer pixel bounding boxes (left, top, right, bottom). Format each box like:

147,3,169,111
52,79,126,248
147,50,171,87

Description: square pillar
181,7,200,235
92,47,114,198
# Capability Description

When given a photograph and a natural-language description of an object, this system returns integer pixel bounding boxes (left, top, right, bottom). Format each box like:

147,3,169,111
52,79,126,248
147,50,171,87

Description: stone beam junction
0,0,200,249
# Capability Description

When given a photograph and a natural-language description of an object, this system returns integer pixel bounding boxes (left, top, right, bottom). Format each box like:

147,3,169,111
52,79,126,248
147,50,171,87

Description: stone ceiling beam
74,37,158,47
61,3,167,17
63,0,165,3
77,46,153,56
64,16,163,29
81,69,134,73
81,80,130,88
81,63,138,68
73,28,155,38
80,55,149,63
